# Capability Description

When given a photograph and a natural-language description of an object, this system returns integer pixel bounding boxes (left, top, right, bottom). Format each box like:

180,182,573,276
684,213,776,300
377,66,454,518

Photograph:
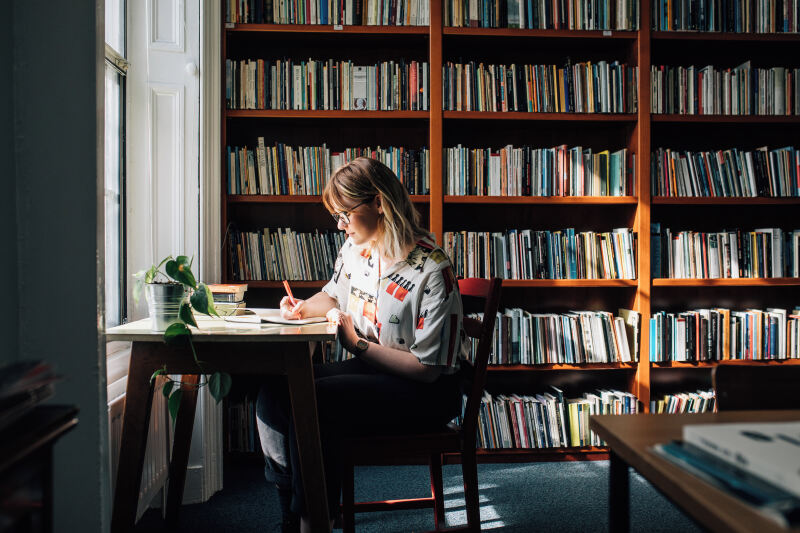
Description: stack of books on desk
653,421,800,528
0,361,60,432
208,284,248,316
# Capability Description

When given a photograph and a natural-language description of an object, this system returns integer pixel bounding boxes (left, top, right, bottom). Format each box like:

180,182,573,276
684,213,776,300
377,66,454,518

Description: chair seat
347,426,462,464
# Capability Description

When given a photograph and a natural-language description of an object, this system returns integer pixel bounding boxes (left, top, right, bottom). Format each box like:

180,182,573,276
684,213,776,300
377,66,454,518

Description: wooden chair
340,277,502,533
712,363,800,411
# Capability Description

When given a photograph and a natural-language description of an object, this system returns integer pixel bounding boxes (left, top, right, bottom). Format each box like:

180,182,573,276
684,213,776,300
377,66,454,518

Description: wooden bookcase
221,0,800,460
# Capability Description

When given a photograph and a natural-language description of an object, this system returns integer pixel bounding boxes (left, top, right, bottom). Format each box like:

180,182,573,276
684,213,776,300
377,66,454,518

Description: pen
282,280,297,307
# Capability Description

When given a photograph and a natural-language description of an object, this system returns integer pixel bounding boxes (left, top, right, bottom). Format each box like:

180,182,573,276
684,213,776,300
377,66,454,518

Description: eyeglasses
331,197,373,225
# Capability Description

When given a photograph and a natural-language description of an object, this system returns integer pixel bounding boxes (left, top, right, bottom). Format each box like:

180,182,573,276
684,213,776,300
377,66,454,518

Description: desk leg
112,343,156,533
285,347,331,533
609,450,630,533
165,374,200,528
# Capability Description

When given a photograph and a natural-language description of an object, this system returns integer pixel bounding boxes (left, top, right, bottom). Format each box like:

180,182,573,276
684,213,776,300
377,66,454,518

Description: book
207,283,248,302
652,440,800,528
224,308,328,325
683,421,800,499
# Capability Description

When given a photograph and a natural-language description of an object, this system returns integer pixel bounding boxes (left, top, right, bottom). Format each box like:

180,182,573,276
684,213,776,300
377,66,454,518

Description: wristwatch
351,338,369,355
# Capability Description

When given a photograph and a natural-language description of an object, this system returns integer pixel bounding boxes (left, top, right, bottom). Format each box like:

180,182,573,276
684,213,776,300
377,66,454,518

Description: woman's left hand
329,309,360,353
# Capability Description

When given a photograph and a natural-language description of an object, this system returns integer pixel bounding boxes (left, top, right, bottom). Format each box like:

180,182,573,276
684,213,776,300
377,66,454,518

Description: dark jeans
256,357,462,517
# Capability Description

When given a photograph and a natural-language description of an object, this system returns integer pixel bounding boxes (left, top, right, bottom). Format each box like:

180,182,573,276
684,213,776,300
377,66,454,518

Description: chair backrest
457,278,502,447
712,364,800,411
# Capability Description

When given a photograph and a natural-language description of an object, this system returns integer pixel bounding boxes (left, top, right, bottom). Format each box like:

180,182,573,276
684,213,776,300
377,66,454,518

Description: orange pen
282,280,297,307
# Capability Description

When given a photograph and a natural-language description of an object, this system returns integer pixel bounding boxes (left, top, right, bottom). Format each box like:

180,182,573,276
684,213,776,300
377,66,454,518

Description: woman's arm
279,291,338,319
334,311,442,383
359,341,443,383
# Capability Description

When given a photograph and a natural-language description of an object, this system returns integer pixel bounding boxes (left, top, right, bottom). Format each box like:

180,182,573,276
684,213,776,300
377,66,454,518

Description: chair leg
429,452,445,530
461,450,480,532
342,452,356,533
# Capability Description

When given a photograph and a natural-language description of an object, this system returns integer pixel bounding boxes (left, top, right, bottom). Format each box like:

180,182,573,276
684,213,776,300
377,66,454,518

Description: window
104,0,127,327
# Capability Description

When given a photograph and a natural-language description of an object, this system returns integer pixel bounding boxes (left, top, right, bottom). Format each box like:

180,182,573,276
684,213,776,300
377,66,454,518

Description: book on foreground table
683,421,800,500
224,308,327,326
651,440,800,529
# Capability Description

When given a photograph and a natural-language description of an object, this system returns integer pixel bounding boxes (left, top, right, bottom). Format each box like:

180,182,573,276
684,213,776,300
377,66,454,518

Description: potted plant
134,255,232,419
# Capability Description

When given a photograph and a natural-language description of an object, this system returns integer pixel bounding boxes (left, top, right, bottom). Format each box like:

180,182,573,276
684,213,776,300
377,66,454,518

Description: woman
257,157,468,533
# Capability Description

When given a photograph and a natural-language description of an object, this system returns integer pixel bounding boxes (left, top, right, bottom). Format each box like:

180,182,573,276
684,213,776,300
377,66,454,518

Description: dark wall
12,0,110,530
1,0,18,364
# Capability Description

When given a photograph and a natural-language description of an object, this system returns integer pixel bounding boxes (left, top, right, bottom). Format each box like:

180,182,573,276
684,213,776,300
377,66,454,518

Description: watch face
356,339,369,353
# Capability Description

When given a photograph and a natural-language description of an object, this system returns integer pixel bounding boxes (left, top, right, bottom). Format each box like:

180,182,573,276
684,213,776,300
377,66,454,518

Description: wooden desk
107,317,337,533
590,410,800,533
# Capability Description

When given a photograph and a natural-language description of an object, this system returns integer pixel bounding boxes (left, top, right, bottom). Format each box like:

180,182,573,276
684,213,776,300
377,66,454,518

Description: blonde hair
323,158,427,260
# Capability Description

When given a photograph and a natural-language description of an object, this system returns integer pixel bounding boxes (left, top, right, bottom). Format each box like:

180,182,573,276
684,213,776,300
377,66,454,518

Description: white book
683,421,800,499
353,66,367,110
613,317,632,362
766,308,787,358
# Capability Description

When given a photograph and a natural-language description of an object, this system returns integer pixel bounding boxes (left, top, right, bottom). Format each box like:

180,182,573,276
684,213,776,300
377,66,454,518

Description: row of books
444,0,640,29
649,307,800,361
227,141,430,195
446,145,635,197
651,225,800,279
225,0,430,24
225,58,429,111
465,308,640,365
443,60,639,113
229,228,345,281
651,0,800,32
650,63,800,116
650,390,716,413
471,388,640,449
227,396,259,453
651,146,800,198
443,228,638,280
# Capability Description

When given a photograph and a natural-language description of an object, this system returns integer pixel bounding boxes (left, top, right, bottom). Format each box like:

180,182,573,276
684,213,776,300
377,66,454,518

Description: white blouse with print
322,234,468,372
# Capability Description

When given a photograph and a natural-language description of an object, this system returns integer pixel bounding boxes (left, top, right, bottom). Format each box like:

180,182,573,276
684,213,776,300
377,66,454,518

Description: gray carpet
136,459,702,532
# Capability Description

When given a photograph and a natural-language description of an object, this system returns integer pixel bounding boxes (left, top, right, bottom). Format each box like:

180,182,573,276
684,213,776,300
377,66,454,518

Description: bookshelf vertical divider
634,0,651,408
429,0,444,243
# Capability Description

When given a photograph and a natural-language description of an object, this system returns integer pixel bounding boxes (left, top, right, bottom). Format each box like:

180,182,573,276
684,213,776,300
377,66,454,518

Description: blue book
567,228,577,279
651,222,662,278
650,317,657,362
545,232,555,278
227,146,233,194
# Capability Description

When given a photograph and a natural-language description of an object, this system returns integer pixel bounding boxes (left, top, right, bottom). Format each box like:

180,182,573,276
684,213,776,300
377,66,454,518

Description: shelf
652,114,800,123
448,446,609,463
235,279,638,289
502,279,638,287
651,31,800,42
653,359,800,368
225,23,430,34
489,363,638,371
444,111,637,121
652,278,800,286
445,195,637,204
443,27,637,39
653,197,800,205
228,194,430,203
226,110,429,119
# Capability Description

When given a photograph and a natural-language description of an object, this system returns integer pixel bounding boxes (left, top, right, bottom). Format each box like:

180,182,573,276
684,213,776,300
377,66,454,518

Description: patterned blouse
322,234,468,372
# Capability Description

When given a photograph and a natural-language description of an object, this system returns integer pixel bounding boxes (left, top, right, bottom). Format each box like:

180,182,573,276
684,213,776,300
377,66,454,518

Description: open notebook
224,308,328,326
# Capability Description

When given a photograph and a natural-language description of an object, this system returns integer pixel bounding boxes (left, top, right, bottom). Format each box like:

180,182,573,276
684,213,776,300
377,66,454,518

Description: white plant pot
145,283,187,332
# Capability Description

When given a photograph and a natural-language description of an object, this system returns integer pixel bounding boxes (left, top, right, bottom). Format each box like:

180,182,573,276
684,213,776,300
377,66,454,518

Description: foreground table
590,410,800,533
107,317,337,533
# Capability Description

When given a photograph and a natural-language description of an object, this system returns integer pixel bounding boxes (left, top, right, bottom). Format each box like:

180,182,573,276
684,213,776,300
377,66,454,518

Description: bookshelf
221,0,800,459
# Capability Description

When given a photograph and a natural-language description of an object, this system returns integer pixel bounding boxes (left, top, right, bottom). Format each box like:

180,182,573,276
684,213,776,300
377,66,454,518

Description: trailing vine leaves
137,255,231,423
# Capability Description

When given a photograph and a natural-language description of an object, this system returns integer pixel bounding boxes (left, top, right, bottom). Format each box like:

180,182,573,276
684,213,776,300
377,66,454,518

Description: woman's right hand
279,296,304,320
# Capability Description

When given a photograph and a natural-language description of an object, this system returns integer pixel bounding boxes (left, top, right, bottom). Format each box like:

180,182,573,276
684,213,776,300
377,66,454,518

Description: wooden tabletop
106,316,337,343
590,411,800,533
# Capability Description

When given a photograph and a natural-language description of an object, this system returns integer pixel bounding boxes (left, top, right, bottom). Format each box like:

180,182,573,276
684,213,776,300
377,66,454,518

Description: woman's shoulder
404,235,452,274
